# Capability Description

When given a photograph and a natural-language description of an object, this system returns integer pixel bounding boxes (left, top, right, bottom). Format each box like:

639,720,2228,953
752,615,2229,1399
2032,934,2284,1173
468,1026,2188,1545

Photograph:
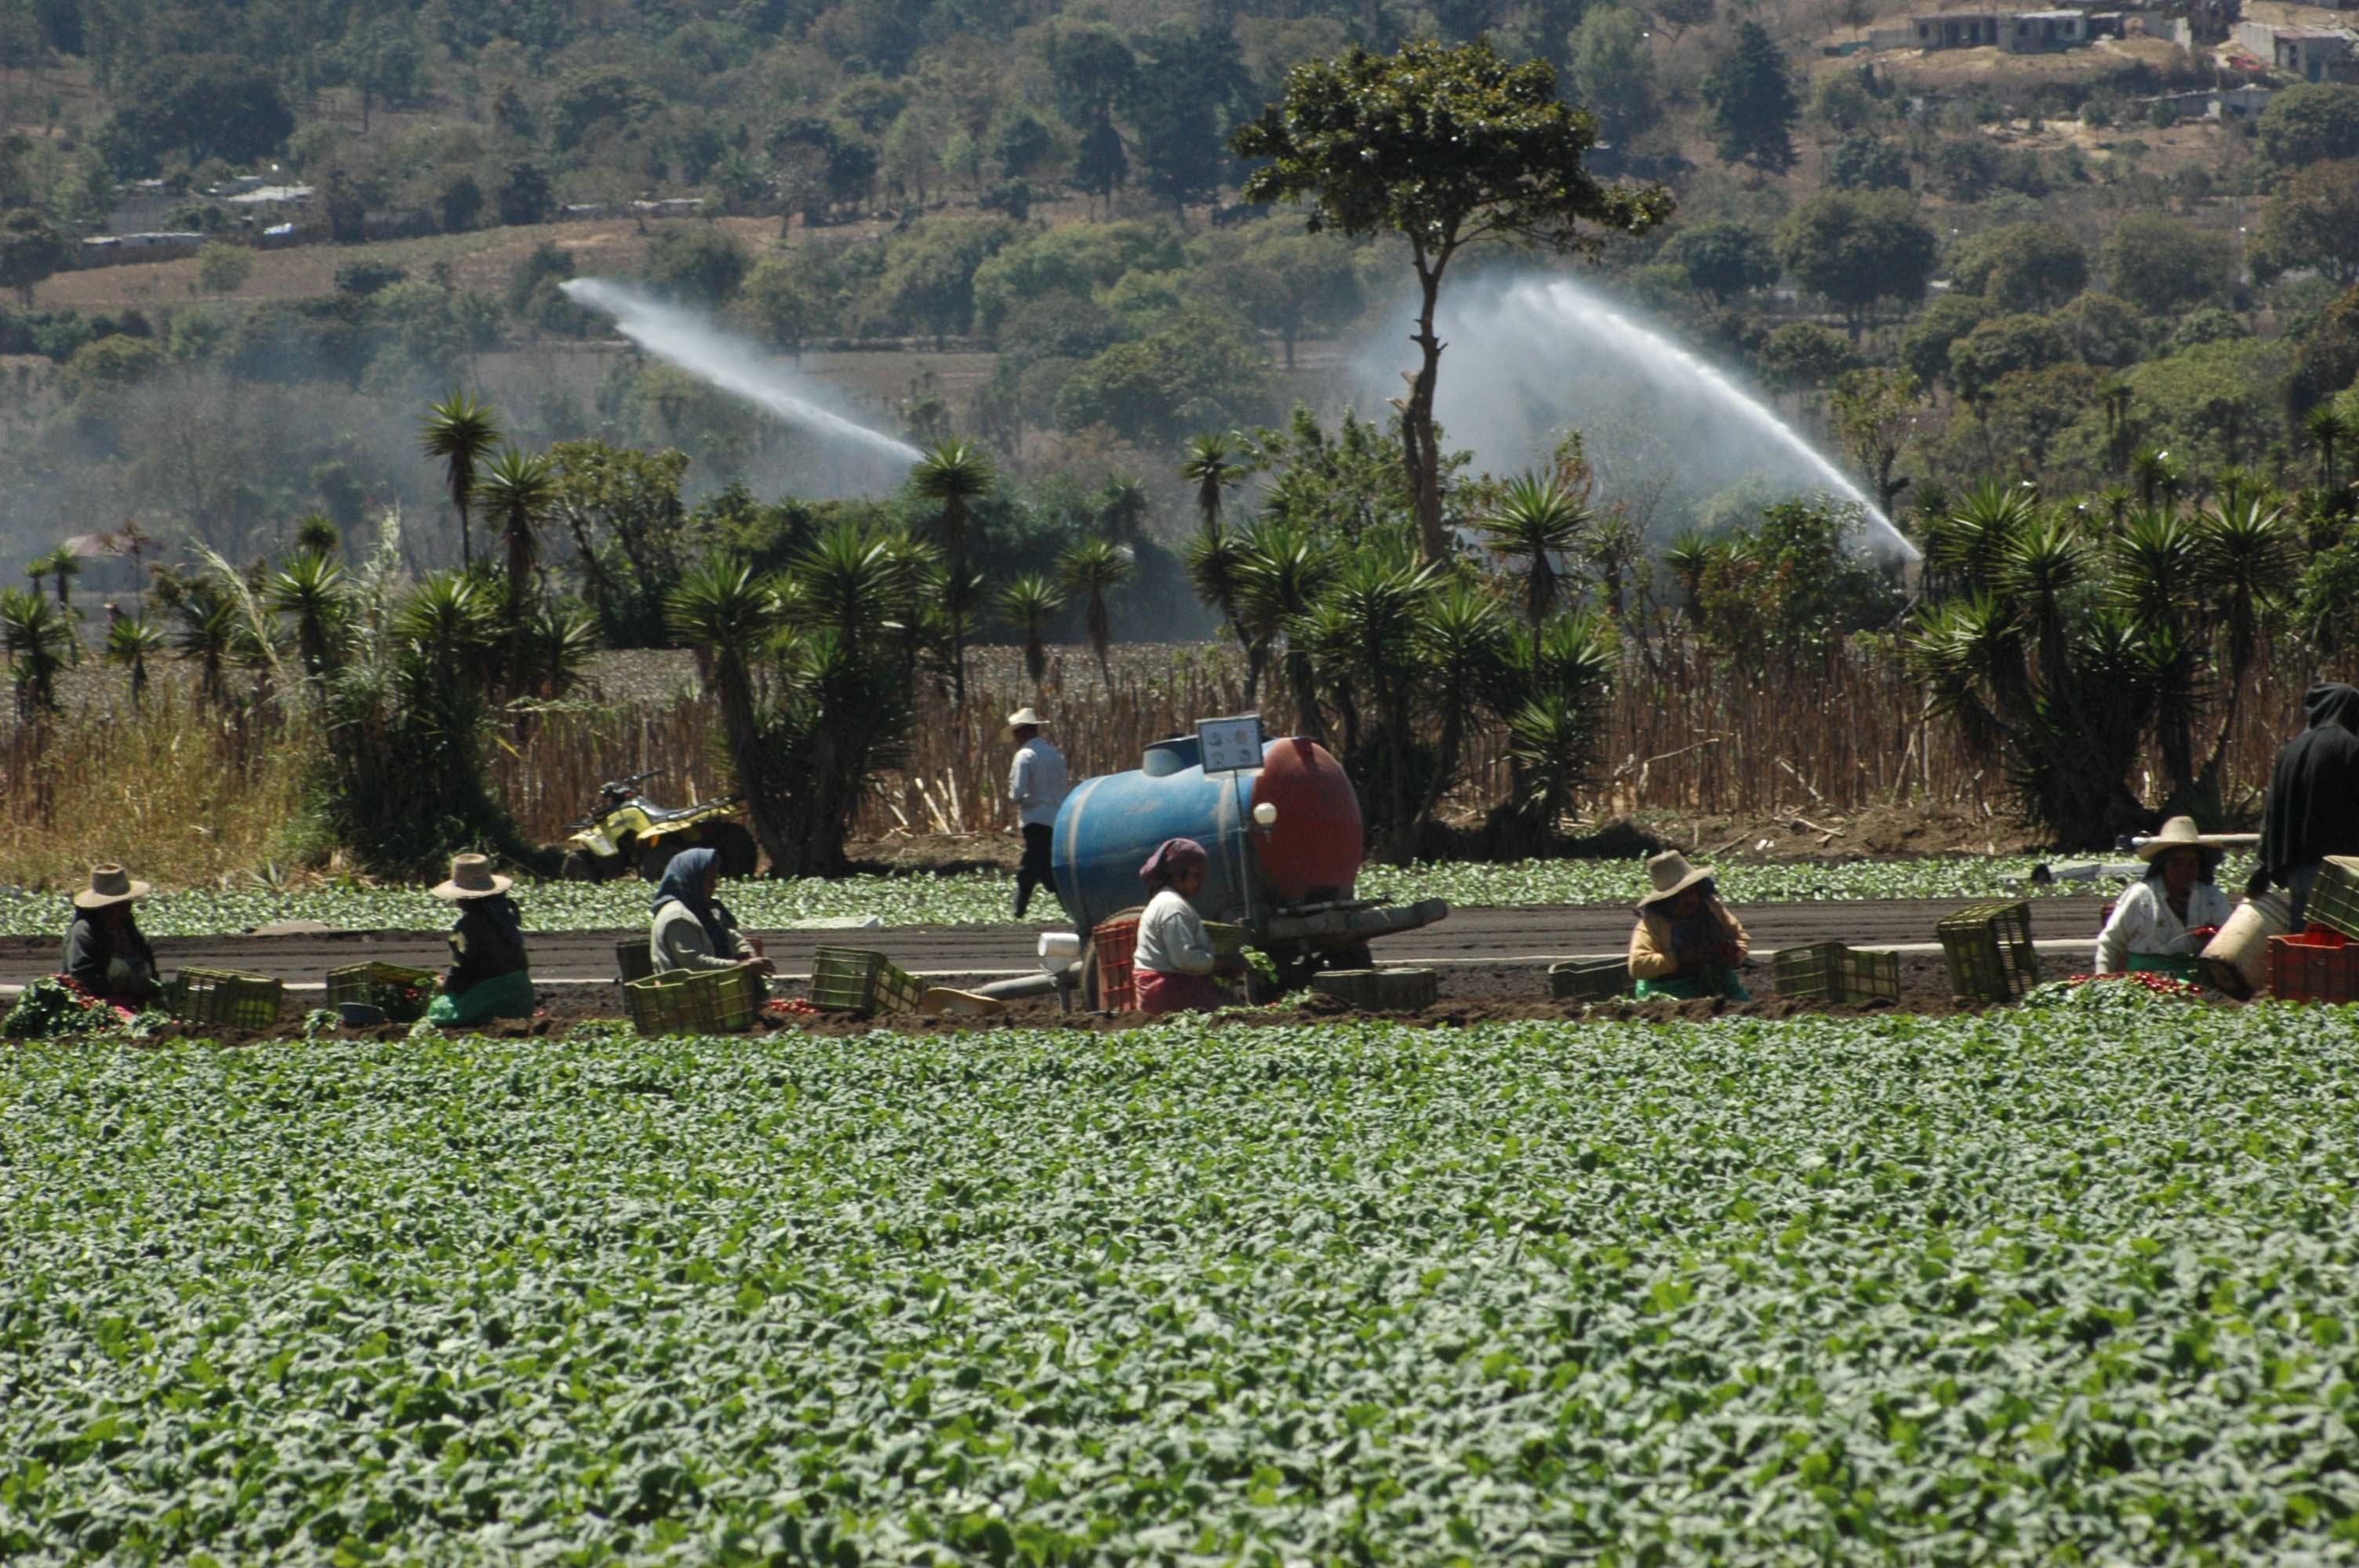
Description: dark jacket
64,910,159,1004
443,895,529,994
2251,683,2359,895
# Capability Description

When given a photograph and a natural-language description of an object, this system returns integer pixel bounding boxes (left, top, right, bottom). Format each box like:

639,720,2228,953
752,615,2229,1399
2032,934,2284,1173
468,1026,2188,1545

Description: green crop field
4,1002,2356,1563
0,856,2144,937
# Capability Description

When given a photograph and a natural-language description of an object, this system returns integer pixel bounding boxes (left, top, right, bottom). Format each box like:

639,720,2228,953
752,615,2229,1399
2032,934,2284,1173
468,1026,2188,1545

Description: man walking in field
1007,707,1067,920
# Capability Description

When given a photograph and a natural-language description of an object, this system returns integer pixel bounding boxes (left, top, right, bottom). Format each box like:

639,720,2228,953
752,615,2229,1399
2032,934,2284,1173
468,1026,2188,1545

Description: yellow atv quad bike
560,771,758,883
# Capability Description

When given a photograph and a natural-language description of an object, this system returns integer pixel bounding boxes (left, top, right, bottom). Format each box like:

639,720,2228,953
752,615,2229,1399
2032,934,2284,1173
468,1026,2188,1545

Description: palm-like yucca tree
1496,610,1619,855
1235,521,1338,739
292,514,341,557
478,448,556,588
908,435,994,702
1180,434,1249,532
27,545,80,609
2128,445,2182,511
998,573,1064,687
475,445,558,682
794,521,907,659
1413,577,1513,833
419,391,503,569
1475,474,1589,644
2107,510,2204,627
1923,481,2040,596
1659,529,1714,621
1056,535,1133,688
2201,499,2296,691
0,586,72,720
174,590,238,706
265,548,351,689
667,557,792,873
104,612,165,708
2306,405,2350,492
1096,474,1150,546
393,570,498,689
1303,549,1435,858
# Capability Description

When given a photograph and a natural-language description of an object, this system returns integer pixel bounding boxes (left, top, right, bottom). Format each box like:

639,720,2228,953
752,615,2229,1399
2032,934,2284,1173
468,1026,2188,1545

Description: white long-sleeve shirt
1009,738,1068,829
2094,878,2234,973
1133,888,1216,976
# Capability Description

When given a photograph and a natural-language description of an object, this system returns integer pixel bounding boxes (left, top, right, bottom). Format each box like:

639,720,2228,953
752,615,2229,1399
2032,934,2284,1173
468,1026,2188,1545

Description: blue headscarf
652,847,732,950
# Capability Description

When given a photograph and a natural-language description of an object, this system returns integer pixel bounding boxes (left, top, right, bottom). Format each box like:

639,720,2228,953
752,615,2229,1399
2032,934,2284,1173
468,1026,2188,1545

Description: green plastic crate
1771,942,1850,1002
325,962,438,1023
809,947,925,1017
167,967,284,1029
1938,901,2038,1003
1772,942,1902,1004
2306,858,2359,942
1550,956,1632,1001
625,964,765,1036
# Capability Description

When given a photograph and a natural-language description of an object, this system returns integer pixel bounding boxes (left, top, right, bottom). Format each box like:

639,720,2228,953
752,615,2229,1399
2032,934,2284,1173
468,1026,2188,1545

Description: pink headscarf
1139,837,1208,889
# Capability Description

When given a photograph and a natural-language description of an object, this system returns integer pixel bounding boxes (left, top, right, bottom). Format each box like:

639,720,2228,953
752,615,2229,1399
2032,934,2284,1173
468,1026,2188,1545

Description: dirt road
0,898,2092,985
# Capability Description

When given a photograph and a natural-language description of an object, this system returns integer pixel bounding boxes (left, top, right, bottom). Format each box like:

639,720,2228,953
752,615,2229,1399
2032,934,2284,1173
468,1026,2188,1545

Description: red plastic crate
2269,929,2359,1003
1093,914,1140,1011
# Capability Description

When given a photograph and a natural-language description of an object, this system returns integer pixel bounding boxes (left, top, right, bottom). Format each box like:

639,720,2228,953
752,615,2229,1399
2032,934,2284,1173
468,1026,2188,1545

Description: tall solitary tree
1234,39,1670,564
419,392,502,569
909,436,995,703
1702,21,1799,180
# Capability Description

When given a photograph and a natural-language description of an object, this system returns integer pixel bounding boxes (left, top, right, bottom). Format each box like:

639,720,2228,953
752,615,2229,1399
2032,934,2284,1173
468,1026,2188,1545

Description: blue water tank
1051,734,1263,932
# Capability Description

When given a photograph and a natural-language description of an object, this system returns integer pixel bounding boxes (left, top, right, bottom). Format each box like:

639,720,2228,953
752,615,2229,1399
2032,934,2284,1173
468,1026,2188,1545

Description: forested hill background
2,0,2357,601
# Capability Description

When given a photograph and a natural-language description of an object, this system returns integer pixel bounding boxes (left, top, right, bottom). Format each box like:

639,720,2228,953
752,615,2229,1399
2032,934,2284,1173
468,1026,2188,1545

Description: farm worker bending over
2246,681,2359,928
63,863,160,1010
1132,837,1244,1015
425,854,535,1026
2095,816,2232,978
1627,851,1751,1001
649,846,772,975
1006,706,1067,919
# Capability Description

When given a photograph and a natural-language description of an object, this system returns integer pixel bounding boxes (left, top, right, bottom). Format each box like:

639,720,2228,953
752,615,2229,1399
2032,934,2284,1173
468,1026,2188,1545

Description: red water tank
1250,738,1363,903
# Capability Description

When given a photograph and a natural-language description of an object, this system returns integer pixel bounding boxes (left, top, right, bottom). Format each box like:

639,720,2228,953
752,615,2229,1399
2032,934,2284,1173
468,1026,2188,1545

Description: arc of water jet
561,278,924,466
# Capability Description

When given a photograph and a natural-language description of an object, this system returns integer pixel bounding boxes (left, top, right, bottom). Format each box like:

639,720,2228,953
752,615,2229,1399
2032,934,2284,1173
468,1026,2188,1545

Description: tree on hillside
99,54,292,172
644,225,752,307
1827,132,1910,191
1660,220,1777,303
1132,24,1248,217
2102,213,2230,314
1830,368,1923,517
495,162,554,226
1702,21,1798,180
1776,190,1936,338
2256,83,2359,172
2252,160,2359,287
0,208,67,307
1233,38,1670,562
1570,7,1659,145
1195,225,1365,369
1950,222,2088,313
420,392,502,570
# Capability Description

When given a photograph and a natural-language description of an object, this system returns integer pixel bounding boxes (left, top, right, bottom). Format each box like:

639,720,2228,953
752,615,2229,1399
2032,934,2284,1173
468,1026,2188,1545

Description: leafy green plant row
0,857,2118,936
6,1003,2354,1563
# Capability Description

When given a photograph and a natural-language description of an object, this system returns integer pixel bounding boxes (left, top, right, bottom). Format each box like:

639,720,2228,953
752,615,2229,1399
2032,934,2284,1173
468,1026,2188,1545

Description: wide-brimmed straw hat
1637,850,1715,909
2138,816,2219,865
1006,706,1048,731
431,853,511,901
74,864,150,910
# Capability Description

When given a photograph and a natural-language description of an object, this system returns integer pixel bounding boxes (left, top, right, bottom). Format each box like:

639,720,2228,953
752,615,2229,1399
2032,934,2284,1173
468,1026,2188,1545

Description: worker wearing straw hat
424,854,535,1026
63,863,160,1008
1006,706,1067,920
1627,851,1752,1001
2094,816,2233,979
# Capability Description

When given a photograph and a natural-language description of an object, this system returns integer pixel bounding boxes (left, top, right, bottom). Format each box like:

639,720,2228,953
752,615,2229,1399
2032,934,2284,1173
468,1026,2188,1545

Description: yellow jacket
1628,902,1750,980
